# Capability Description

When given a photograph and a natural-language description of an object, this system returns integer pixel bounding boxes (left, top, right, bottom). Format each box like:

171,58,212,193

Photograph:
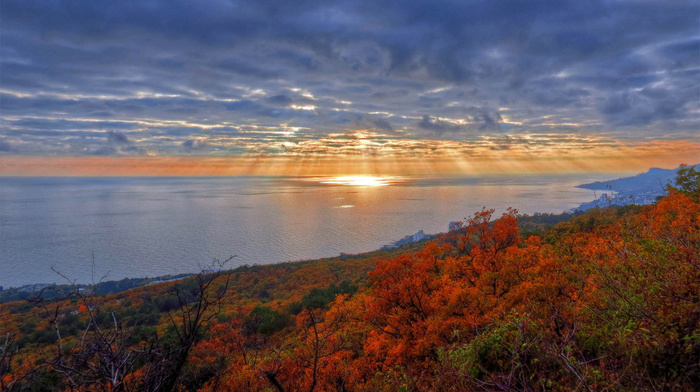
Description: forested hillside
1,168,698,391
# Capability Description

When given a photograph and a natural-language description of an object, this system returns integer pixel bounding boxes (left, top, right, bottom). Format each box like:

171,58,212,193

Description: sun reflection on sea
311,176,406,187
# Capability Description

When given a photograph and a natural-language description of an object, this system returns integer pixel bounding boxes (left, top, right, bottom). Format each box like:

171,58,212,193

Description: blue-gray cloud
0,0,698,156
107,131,130,144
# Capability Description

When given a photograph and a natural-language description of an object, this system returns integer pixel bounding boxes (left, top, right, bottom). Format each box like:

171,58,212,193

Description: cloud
92,146,117,156
266,95,293,106
418,108,503,135
107,130,130,144
182,139,209,152
600,87,694,126
0,140,14,152
0,0,697,157
418,115,463,134
371,118,393,131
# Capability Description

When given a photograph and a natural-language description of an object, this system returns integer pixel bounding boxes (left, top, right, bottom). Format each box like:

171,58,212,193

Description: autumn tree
8,258,235,392
672,163,699,201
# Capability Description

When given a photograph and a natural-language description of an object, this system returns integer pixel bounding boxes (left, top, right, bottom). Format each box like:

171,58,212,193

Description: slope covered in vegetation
1,169,698,391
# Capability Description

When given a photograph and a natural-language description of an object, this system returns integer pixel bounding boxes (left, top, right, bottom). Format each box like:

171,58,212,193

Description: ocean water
0,174,613,288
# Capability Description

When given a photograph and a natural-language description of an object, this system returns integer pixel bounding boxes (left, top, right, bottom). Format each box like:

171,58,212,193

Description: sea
0,174,621,288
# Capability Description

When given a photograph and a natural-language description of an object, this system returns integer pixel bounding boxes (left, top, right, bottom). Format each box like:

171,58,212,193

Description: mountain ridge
573,164,698,211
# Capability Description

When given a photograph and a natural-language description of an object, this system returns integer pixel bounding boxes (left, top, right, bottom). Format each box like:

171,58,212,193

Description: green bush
244,305,290,335
288,280,358,315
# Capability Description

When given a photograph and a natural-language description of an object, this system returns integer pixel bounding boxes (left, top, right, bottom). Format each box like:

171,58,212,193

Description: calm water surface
0,175,616,287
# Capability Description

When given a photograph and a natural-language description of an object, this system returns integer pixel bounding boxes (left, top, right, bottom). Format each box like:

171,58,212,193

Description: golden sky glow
1,138,697,177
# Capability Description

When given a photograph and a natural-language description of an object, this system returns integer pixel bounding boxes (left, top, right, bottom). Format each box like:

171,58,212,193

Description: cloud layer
1,0,698,159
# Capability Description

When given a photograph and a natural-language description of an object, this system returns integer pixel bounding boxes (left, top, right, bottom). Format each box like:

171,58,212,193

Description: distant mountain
572,164,697,211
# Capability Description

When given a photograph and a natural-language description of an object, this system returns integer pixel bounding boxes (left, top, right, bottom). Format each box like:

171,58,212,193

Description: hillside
1,173,698,391
573,164,698,210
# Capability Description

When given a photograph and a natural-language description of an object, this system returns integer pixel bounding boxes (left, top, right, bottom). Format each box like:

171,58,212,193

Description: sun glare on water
317,176,401,187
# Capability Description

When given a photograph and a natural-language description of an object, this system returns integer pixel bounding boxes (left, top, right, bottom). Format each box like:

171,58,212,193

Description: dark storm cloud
1,0,698,156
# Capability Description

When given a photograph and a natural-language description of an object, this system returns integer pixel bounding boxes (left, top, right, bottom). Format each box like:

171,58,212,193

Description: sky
1,0,698,176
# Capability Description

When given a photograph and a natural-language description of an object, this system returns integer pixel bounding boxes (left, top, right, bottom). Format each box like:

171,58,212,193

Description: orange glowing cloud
0,138,697,177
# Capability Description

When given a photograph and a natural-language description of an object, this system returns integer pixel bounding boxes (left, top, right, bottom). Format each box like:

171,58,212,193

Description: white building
412,230,427,242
